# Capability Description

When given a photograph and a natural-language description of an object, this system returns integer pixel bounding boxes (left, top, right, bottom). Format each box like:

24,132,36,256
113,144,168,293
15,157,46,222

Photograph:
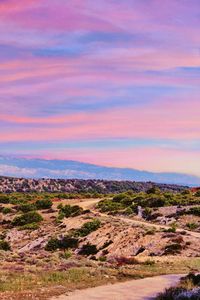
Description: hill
0,156,199,186
0,177,187,194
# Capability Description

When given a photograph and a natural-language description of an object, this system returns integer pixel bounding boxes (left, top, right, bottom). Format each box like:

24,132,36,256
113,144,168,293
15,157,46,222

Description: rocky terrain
0,188,200,299
0,176,188,194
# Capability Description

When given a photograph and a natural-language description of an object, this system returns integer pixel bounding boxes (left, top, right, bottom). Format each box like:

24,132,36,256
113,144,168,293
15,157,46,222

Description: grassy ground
1,258,200,300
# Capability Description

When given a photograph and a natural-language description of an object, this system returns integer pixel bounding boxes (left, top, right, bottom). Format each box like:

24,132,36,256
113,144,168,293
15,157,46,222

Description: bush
12,211,43,226
156,287,187,300
60,236,79,250
99,256,107,262
0,240,11,251
19,203,36,213
2,207,12,214
35,199,53,210
58,205,83,219
75,219,101,237
195,191,200,197
97,199,122,212
60,250,72,259
166,223,177,233
0,195,10,204
146,187,160,194
45,237,60,251
79,243,98,256
124,207,133,215
156,273,200,299
164,243,183,255
19,222,40,231
186,222,199,230
45,236,79,251
112,193,129,202
187,207,200,216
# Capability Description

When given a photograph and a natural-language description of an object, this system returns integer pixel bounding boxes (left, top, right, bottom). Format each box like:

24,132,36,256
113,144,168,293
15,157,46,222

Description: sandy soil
50,274,183,300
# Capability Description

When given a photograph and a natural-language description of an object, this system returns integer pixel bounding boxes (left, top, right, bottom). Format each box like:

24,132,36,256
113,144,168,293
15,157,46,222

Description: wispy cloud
0,0,200,176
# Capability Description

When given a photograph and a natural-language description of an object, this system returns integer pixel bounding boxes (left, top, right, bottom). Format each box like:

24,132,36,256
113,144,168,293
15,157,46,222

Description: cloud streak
0,0,200,176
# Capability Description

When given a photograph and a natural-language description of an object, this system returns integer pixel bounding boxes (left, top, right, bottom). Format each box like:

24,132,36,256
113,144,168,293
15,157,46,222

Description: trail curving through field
76,198,200,239
50,274,183,300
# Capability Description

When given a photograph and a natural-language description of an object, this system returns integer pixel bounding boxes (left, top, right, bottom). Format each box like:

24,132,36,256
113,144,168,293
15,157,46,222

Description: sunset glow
0,0,200,175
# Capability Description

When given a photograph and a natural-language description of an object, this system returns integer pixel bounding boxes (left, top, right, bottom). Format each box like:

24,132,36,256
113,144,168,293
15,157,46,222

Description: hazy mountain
0,155,199,186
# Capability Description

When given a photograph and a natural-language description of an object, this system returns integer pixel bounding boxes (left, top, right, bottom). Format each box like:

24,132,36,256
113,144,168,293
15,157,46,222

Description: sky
0,0,200,176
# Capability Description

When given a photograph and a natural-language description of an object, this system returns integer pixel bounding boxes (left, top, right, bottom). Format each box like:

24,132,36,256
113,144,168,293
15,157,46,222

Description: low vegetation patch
58,204,83,219
19,222,40,231
78,243,98,256
156,273,200,300
163,243,184,255
186,222,199,230
2,207,12,214
35,199,53,210
0,240,11,251
73,219,101,237
45,236,79,251
12,211,43,226
18,203,36,213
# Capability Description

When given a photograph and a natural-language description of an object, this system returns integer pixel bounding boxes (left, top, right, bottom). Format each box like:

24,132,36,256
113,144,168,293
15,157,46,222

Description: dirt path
76,198,200,239
50,274,182,300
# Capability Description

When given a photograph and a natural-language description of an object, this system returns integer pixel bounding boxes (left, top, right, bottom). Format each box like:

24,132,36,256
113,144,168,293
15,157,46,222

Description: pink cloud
1,97,200,142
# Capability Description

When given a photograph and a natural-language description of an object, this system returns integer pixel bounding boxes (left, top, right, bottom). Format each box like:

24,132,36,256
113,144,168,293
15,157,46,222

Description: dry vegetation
0,186,200,299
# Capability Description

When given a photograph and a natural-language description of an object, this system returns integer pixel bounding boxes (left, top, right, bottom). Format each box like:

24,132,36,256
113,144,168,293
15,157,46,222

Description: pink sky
0,0,200,176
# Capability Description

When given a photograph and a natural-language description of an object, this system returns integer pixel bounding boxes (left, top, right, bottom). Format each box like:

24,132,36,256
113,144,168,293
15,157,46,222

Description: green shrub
146,187,160,194
97,199,122,212
19,222,40,231
99,256,107,262
124,207,133,215
112,193,129,202
0,195,10,204
59,236,79,250
0,240,11,251
145,228,156,235
186,222,199,230
166,223,177,233
195,191,200,197
2,207,12,214
45,236,79,252
143,207,153,217
10,198,27,205
58,204,83,219
164,243,183,255
78,243,98,256
60,250,72,259
121,197,134,206
35,199,53,210
143,259,155,266
12,211,43,226
187,207,200,216
45,237,60,251
19,203,36,213
75,219,101,237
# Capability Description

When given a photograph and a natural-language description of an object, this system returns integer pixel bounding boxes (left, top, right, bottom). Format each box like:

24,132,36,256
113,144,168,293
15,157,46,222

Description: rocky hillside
0,176,188,194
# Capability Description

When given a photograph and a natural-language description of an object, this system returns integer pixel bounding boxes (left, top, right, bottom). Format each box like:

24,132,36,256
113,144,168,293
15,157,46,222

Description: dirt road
75,198,200,239
50,274,182,300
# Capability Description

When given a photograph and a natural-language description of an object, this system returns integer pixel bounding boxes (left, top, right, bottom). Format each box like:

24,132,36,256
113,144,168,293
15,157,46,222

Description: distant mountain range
0,155,199,186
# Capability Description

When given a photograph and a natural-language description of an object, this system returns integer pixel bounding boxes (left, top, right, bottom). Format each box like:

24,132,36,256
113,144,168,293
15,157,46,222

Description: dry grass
1,258,200,300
